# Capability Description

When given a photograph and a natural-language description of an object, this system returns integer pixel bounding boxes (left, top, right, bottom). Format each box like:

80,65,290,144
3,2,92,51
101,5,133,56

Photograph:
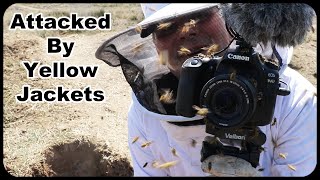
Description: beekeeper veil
95,3,222,115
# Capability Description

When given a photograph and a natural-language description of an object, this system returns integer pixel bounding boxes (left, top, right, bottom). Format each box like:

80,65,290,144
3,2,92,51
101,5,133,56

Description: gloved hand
201,154,262,177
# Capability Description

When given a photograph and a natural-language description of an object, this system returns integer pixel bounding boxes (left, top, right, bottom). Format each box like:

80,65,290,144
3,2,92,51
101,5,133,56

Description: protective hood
95,4,223,115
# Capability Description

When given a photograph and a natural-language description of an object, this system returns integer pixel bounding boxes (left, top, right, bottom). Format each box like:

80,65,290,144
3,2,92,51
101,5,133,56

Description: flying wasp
143,162,148,168
171,147,179,157
152,161,160,168
135,25,142,33
191,138,197,147
178,47,191,56
258,168,265,172
159,89,175,104
158,50,169,65
229,71,237,81
131,42,144,53
271,118,277,126
156,160,179,169
203,44,219,56
181,19,198,34
141,141,153,148
288,164,296,171
279,153,288,159
131,136,139,144
157,22,173,30
192,105,209,116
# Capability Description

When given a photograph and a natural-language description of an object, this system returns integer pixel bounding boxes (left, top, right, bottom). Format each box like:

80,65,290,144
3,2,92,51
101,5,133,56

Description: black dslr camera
175,36,290,167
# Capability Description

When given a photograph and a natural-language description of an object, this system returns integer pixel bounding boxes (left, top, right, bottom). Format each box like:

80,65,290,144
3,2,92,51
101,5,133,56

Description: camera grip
176,58,202,117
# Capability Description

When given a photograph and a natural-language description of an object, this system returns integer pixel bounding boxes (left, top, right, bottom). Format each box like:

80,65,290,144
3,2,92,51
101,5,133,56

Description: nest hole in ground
30,139,133,177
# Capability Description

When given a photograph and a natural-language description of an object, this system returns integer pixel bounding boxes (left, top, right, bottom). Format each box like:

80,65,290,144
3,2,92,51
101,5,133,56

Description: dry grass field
2,3,317,177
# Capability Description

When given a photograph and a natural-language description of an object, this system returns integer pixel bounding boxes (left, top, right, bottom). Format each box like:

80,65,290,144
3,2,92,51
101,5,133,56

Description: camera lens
200,74,257,128
212,89,240,119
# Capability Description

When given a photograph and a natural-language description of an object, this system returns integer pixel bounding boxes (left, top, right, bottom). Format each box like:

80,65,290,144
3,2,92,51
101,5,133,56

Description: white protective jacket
127,45,317,176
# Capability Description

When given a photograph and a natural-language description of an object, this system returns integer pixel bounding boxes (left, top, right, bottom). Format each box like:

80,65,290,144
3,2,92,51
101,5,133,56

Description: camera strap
271,44,284,69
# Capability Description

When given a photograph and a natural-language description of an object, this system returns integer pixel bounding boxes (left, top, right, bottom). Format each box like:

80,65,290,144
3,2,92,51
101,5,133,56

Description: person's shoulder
281,66,316,95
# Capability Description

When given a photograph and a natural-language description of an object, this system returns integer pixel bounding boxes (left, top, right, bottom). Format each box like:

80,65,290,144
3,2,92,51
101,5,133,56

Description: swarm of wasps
156,18,219,130
157,19,198,35
177,44,220,58
132,136,181,169
136,19,222,66
156,19,220,58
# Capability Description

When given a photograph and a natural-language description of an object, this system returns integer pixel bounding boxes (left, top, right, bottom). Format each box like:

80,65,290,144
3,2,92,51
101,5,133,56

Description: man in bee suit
95,3,316,176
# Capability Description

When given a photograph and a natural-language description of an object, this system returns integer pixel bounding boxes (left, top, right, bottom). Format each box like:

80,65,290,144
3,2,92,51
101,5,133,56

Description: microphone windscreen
221,3,316,47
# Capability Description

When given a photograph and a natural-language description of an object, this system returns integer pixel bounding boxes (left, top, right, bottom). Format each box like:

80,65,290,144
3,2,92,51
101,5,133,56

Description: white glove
201,154,262,177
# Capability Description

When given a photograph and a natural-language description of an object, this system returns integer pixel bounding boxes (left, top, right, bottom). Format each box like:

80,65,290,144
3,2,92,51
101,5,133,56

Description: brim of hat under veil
137,3,220,38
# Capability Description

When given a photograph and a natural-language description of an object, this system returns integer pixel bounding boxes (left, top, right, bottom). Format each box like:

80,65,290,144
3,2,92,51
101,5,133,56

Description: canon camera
176,38,290,136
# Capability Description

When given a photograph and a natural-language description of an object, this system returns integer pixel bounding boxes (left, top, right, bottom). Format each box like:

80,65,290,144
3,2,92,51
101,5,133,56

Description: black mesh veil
95,4,227,115
95,27,170,114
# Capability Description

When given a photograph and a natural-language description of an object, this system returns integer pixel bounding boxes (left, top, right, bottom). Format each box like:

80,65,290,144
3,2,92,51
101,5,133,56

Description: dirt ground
2,3,317,177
